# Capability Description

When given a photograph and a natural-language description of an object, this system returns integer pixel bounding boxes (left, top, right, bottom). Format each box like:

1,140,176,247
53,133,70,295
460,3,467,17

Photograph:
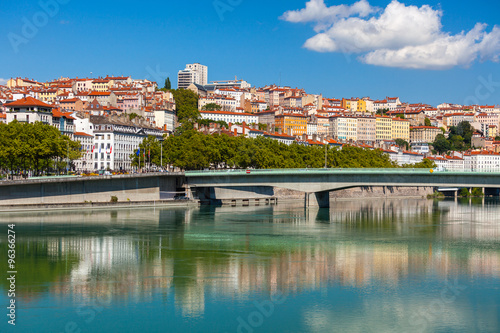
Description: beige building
392,118,410,141
330,116,358,141
410,126,442,143
356,116,376,142
375,116,393,141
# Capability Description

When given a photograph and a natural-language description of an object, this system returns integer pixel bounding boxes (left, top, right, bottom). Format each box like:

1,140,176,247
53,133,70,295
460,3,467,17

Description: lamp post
160,138,164,171
66,141,70,175
324,143,328,169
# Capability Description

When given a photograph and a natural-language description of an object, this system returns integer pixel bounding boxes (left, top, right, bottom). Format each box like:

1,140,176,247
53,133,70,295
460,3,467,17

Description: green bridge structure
0,169,499,208
185,169,500,208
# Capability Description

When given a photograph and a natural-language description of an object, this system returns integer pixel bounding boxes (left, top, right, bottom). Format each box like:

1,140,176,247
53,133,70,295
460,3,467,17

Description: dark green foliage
0,121,81,175
131,131,399,171
395,139,409,150
425,118,432,126
459,188,471,197
471,188,484,197
170,89,200,123
201,103,222,111
432,121,474,154
403,158,437,169
432,134,451,154
197,119,229,128
164,77,171,90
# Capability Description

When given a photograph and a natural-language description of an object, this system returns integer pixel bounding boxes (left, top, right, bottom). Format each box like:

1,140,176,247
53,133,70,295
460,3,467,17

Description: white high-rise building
178,63,208,89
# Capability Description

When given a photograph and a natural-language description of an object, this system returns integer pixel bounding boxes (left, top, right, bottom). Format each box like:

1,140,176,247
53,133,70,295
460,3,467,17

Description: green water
0,198,499,332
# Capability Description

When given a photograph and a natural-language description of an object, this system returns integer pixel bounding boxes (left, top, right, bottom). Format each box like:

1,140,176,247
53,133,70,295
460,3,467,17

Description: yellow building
488,125,498,138
392,118,410,141
275,113,307,136
38,89,59,103
375,116,393,141
357,99,367,113
91,79,113,92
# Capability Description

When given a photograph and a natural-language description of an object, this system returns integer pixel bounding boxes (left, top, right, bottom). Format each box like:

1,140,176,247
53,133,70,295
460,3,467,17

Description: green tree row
0,121,81,176
131,131,436,171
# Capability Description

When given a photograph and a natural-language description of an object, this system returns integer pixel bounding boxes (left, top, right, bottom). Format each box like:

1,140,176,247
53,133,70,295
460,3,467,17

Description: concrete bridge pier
304,191,330,208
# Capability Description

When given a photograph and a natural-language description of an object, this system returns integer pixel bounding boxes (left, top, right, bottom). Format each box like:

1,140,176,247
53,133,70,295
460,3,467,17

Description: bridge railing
185,168,500,176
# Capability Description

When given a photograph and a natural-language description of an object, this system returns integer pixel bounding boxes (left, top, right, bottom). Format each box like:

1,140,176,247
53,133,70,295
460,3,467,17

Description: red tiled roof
74,132,93,137
4,96,53,108
52,108,75,120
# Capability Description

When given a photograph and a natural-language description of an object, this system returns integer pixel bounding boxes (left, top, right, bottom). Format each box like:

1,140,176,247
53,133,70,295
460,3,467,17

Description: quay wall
0,174,183,206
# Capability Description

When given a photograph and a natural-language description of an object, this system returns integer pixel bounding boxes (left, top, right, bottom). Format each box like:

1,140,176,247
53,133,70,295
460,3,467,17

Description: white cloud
281,0,500,70
0,78,7,86
280,0,377,32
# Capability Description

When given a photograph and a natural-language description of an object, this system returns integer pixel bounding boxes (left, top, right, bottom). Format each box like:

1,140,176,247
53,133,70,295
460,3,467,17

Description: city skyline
2,0,500,106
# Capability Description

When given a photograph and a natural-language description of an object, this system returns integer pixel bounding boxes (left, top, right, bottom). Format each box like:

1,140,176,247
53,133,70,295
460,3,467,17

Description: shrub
459,188,471,197
110,196,118,203
471,188,484,197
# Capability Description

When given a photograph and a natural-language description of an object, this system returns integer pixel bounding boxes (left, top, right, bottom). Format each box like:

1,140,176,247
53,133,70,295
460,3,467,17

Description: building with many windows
375,116,392,141
329,116,357,141
410,126,442,143
200,110,257,125
275,113,307,136
178,63,208,89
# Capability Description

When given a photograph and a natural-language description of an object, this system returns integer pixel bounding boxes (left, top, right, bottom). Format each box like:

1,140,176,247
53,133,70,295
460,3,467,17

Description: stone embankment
275,186,434,200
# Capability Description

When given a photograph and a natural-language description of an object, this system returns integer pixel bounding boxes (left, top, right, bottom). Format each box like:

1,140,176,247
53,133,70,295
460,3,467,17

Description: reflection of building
6,199,500,318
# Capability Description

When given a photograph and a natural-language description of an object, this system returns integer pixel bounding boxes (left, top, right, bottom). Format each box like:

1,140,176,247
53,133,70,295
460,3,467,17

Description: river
0,198,499,332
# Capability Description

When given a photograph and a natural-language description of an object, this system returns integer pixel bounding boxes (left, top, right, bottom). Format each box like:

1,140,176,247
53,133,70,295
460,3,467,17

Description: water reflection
0,199,499,330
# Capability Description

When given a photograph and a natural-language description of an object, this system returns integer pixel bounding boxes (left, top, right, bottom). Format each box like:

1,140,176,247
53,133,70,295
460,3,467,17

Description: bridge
1,169,499,208
185,169,500,208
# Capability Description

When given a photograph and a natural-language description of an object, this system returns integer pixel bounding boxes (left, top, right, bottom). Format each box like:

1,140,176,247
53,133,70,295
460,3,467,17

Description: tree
424,118,432,126
170,89,200,123
495,136,500,141
455,121,473,145
164,77,171,90
202,103,222,111
405,158,437,169
432,134,451,154
395,139,409,150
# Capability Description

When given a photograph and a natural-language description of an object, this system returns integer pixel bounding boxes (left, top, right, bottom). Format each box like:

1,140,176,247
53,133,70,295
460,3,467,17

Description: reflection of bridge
186,169,500,208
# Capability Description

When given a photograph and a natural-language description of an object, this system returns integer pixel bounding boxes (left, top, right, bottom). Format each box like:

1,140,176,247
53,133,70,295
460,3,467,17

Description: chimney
302,133,307,141
312,134,317,142
234,128,238,136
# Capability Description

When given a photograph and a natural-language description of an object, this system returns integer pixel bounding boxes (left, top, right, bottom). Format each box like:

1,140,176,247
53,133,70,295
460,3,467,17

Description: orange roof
200,111,255,116
0,114,6,119
74,132,93,137
52,108,75,120
60,98,81,103
4,96,53,108
89,91,111,96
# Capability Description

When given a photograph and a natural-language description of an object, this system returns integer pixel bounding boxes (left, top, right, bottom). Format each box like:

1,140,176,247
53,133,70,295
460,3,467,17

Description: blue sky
1,0,499,105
